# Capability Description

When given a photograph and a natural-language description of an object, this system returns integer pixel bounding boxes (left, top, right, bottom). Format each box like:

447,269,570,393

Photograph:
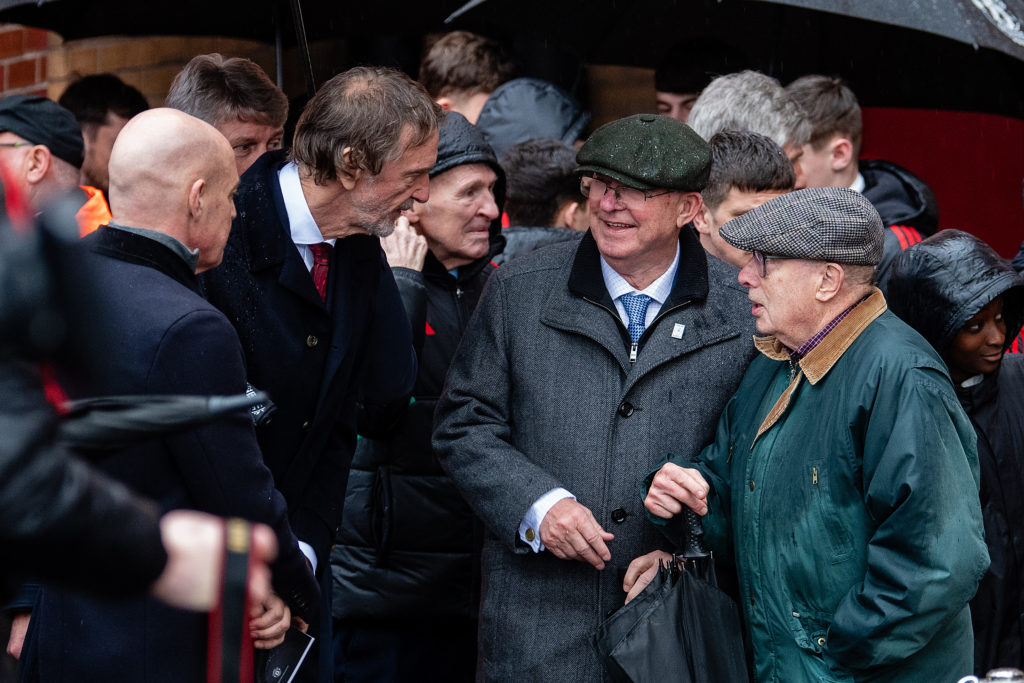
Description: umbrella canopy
447,0,1024,119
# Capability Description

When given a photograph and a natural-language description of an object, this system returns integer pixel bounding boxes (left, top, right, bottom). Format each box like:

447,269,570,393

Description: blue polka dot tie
620,293,652,343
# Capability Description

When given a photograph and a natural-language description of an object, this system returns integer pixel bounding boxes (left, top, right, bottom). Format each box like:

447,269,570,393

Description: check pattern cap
719,187,885,266
576,113,710,192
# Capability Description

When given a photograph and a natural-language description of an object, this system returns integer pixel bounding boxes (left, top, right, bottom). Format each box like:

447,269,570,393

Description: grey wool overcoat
433,228,758,681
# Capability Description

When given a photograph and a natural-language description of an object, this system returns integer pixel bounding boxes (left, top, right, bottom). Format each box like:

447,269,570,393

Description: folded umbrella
594,509,748,683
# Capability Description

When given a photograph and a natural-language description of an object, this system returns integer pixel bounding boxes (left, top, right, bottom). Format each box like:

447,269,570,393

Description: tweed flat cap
576,113,710,192
0,95,84,169
719,187,884,265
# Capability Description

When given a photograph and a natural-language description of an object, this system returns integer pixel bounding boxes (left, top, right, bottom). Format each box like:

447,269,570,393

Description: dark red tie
309,242,332,301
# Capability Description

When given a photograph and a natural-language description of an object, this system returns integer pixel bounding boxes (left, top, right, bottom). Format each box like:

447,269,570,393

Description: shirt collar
278,162,335,247
850,172,866,194
753,288,887,385
599,241,680,304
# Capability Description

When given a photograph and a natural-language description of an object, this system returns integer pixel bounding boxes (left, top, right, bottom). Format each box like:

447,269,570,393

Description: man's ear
553,199,578,230
337,146,363,191
187,178,206,220
816,262,845,302
24,146,51,184
831,137,854,173
692,203,712,236
676,192,703,228
436,97,453,112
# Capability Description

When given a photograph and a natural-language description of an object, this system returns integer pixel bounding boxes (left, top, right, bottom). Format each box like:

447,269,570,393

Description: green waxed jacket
658,290,989,683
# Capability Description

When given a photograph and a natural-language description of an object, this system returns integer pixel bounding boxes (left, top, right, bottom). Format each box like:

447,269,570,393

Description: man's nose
411,173,430,203
737,258,758,288
480,191,499,221
599,186,621,211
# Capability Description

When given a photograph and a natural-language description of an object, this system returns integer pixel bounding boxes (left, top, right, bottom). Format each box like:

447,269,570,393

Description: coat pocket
809,460,855,563
787,608,854,683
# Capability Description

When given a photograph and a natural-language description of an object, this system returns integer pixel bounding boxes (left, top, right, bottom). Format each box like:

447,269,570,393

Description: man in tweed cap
634,187,989,681
433,114,757,680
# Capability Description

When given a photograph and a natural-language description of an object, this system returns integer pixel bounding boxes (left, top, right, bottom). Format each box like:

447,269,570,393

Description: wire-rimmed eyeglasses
580,175,672,206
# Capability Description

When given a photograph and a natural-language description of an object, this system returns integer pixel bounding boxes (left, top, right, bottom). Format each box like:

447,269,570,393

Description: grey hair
688,70,810,149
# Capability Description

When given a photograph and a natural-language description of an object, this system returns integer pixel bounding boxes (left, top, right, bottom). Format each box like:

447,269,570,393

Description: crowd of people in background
1,26,1022,683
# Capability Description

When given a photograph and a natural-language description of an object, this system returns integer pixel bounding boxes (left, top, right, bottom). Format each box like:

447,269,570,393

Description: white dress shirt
279,162,335,268
518,244,682,552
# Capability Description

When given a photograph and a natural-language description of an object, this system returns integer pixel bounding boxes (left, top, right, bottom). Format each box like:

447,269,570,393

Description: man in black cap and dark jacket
330,111,504,682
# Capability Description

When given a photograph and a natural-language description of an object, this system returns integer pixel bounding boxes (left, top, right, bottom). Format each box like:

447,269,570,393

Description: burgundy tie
309,242,332,301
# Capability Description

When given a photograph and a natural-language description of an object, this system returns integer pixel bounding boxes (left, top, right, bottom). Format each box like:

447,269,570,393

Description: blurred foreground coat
887,230,1024,674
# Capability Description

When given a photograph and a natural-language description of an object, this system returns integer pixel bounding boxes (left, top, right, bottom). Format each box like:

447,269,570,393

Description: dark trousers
332,618,476,683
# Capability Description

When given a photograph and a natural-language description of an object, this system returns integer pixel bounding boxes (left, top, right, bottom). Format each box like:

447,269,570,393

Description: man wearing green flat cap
433,114,757,680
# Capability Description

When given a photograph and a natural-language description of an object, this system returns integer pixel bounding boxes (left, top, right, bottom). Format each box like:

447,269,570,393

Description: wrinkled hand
249,593,291,649
150,510,277,613
381,215,428,271
622,550,673,604
539,498,614,570
6,612,29,660
645,463,709,518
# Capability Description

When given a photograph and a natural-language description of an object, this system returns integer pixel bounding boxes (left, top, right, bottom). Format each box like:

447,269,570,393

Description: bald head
109,108,239,271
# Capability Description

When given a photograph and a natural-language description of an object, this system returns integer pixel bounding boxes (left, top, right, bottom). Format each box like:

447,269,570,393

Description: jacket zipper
583,297,692,364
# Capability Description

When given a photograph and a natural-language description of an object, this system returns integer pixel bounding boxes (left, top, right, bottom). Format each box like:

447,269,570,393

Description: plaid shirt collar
790,294,870,361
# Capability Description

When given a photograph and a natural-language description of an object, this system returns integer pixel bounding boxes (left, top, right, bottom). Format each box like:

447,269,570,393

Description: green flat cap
720,187,884,265
576,113,710,192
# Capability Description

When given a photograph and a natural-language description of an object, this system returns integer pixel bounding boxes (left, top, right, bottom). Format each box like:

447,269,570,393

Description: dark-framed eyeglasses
580,175,673,206
751,250,795,277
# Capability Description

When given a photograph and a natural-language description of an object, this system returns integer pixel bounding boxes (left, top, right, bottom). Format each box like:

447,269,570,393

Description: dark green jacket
662,290,989,682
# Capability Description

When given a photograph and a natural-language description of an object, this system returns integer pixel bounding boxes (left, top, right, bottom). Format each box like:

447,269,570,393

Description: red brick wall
0,25,51,96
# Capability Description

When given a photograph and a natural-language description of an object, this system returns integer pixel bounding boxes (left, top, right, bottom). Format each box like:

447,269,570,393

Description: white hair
688,70,811,149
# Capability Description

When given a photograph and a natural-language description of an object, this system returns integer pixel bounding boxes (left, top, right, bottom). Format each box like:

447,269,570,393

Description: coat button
618,401,634,417
301,420,310,430
817,637,826,647
306,335,319,348
611,508,627,524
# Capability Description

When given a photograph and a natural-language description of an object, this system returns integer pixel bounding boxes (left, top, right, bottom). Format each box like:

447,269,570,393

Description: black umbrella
447,0,1024,119
59,391,270,451
593,510,748,682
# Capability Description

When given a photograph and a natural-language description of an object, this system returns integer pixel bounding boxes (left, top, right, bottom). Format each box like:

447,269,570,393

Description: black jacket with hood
860,159,939,289
330,113,505,622
887,229,1024,674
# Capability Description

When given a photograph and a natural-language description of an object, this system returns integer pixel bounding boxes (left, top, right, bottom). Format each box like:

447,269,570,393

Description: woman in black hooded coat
887,229,1024,675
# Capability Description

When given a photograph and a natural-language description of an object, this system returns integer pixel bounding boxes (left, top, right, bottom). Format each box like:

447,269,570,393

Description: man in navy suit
20,108,319,682
198,66,440,678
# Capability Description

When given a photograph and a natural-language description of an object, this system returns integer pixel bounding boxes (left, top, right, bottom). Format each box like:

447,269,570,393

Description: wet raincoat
658,289,989,682
888,230,1024,674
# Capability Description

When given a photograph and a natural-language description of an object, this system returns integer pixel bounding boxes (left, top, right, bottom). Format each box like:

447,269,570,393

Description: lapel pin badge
671,323,686,339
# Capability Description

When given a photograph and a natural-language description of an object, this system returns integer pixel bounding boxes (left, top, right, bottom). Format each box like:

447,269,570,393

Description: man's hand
539,498,614,570
381,215,428,271
149,510,277,613
645,463,710,518
249,593,291,650
622,550,673,604
5,612,30,660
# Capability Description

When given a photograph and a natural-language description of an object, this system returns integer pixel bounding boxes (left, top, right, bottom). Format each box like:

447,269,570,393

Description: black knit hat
0,95,84,169
576,114,710,192
431,111,505,209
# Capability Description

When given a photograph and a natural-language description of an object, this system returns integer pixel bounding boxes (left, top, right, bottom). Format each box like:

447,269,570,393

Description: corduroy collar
753,287,887,385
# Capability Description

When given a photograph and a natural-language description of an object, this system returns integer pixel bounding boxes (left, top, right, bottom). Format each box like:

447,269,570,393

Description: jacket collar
89,224,199,293
237,149,293,273
754,288,887,385
567,226,709,310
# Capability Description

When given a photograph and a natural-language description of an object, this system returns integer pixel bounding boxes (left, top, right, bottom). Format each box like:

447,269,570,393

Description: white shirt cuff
518,488,575,552
298,541,317,574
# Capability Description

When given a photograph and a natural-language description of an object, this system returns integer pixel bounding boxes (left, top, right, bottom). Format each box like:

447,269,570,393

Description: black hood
860,159,939,235
887,229,1024,354
475,77,590,160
